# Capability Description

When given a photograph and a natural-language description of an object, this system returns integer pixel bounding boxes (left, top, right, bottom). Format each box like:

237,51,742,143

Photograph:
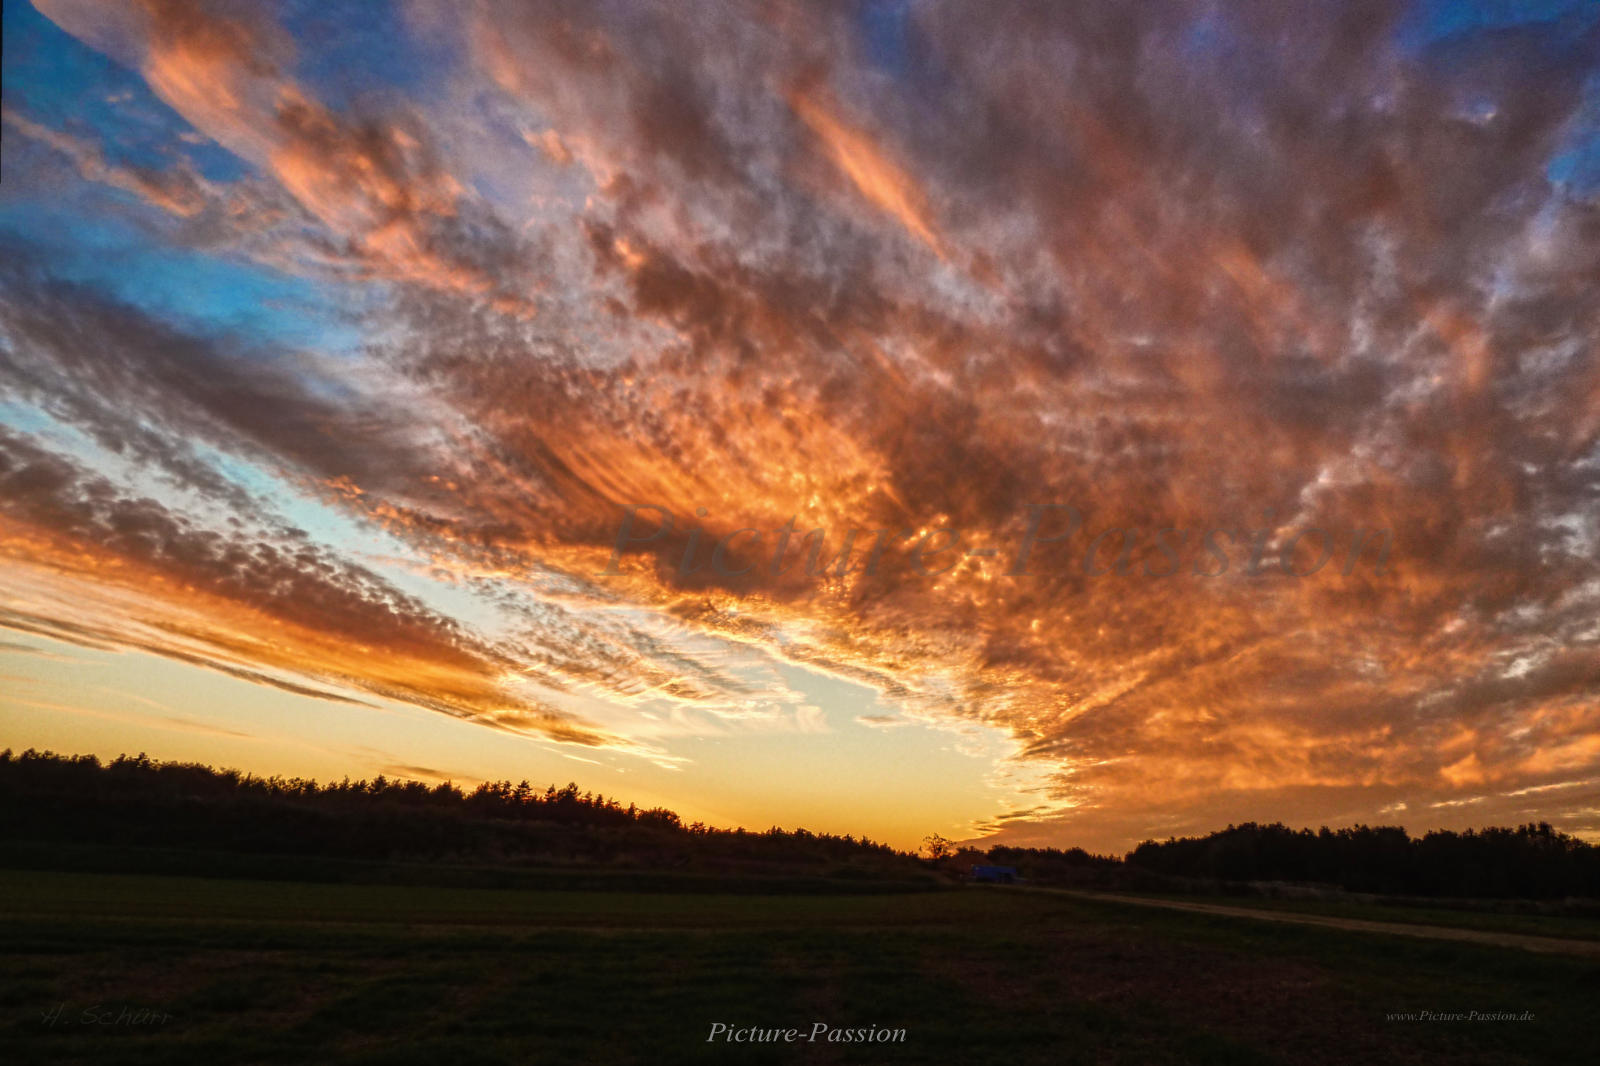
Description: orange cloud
789,87,945,257
8,0,1600,851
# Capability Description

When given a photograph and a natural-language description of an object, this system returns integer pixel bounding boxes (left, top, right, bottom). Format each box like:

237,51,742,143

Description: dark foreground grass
2,870,1596,1065
1100,891,1600,942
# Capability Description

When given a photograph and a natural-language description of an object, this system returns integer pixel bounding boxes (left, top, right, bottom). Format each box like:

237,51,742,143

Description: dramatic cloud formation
2,0,1598,849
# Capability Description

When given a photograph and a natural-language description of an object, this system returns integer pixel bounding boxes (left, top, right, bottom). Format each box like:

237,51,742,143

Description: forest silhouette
2,749,1596,899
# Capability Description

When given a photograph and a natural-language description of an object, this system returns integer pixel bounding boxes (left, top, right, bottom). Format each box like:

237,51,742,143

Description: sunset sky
3,0,1599,852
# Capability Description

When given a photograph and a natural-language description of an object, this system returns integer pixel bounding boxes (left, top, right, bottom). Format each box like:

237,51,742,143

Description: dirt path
1046,890,1600,958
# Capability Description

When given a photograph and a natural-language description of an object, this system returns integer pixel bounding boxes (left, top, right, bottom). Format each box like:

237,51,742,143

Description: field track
1044,890,1600,958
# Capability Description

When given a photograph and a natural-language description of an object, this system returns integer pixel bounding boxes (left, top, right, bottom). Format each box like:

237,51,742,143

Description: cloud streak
4,0,1599,848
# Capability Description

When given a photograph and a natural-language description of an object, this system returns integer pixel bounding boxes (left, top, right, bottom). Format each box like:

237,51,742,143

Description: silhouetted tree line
930,843,1133,891
1126,821,1600,899
0,749,912,879
985,845,1118,871
7,751,1593,898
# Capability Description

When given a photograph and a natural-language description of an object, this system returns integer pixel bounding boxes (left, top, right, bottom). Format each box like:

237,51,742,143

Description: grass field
1105,892,1600,942
3,869,1597,1065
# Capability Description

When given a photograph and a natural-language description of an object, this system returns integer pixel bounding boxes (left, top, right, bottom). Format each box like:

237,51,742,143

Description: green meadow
3,869,1596,1065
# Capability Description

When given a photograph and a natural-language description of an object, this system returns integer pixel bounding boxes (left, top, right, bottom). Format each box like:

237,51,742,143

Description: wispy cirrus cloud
3,0,1599,848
